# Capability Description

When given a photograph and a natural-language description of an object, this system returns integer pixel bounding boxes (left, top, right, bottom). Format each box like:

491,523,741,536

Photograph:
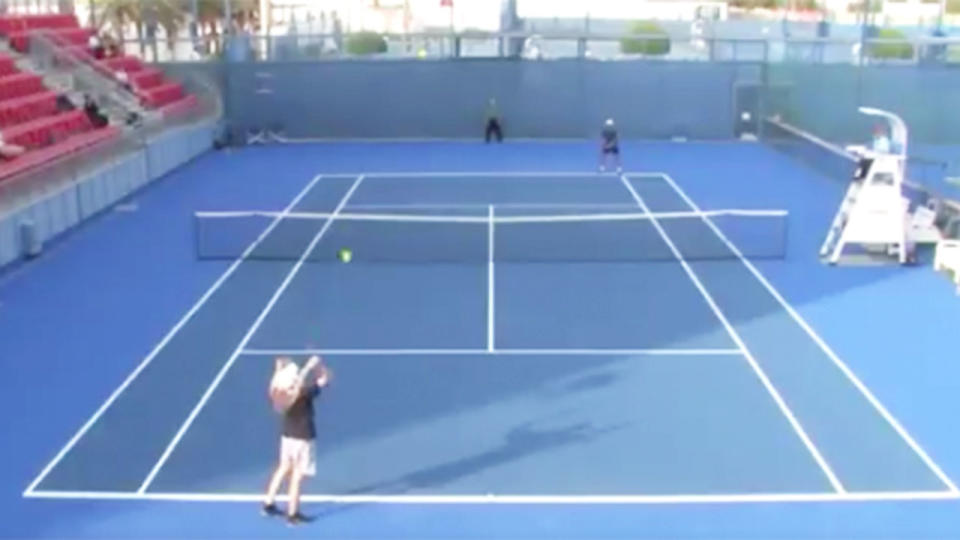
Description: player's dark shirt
283,386,320,440
602,126,618,148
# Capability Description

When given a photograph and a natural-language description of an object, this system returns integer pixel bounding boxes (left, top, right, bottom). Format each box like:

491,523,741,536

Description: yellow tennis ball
338,248,352,263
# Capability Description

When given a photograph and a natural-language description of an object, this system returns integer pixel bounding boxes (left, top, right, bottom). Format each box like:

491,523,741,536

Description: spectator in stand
0,132,25,160
56,94,75,112
83,95,109,129
89,33,105,59
102,34,121,58
115,70,133,92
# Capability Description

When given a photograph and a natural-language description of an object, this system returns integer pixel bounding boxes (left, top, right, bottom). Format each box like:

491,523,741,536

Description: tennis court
4,141,960,538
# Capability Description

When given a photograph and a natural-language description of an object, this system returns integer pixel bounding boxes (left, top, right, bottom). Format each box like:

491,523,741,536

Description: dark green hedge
847,0,882,13
729,0,779,8
869,28,914,59
346,32,388,55
620,21,670,56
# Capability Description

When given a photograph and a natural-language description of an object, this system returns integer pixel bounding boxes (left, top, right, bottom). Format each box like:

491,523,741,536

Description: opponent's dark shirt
602,126,618,147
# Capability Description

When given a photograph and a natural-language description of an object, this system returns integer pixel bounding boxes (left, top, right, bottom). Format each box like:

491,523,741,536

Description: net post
193,212,201,261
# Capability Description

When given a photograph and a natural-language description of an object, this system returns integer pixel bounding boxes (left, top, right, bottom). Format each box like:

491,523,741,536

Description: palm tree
92,0,186,57
88,0,259,58
153,1,186,53
89,0,142,55
196,0,258,55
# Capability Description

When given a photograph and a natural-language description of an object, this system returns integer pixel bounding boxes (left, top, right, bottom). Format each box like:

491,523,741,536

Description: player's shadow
357,420,626,494
560,371,619,394
309,420,626,519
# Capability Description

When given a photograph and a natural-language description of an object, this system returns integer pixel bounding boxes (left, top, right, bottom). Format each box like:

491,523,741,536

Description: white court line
317,171,622,178
137,175,366,494
344,203,643,210
618,174,846,494
238,348,744,357
23,489,960,505
21,173,328,497
651,172,960,495
487,205,495,352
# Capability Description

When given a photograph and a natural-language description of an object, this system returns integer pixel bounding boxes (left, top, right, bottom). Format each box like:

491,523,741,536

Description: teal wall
205,60,761,140
159,59,960,146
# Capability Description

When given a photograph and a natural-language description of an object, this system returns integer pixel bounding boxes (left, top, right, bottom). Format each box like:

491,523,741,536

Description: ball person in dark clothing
484,98,503,143
262,356,331,526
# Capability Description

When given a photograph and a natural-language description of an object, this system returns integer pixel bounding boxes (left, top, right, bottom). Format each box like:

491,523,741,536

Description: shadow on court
349,420,628,495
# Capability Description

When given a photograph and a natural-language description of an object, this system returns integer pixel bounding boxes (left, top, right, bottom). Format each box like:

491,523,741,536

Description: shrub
729,0,778,9
620,21,670,56
847,0,882,12
869,27,914,59
346,31,388,55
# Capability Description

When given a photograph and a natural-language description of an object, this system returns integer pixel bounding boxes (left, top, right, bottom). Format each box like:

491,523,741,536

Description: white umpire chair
820,107,942,265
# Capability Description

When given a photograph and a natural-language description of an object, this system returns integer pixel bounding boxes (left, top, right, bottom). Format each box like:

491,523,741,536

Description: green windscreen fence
764,63,960,147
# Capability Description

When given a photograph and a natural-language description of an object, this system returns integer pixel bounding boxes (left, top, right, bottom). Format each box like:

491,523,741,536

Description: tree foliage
620,21,670,56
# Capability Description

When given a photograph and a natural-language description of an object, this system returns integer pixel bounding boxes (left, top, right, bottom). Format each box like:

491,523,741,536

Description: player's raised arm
315,361,331,388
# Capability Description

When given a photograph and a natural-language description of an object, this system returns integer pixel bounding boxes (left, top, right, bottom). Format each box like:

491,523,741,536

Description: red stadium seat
9,31,28,52
0,126,118,180
131,68,164,89
0,72,44,101
0,90,57,127
1,110,90,149
28,14,79,30
102,55,143,74
13,26,92,52
0,14,79,36
0,54,16,77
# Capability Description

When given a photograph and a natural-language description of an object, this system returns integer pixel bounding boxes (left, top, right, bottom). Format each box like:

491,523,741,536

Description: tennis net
194,207,788,263
764,116,952,194
764,117,858,182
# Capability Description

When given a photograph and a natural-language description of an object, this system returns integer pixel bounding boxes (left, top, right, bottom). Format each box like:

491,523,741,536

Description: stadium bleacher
0,90,57,127
0,71,44,100
9,26,92,53
0,12,196,183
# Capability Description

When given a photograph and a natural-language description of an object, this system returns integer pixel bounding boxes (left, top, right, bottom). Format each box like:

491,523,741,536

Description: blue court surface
3,141,960,538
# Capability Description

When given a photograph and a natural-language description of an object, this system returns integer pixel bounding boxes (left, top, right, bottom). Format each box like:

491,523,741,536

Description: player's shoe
286,512,313,527
261,503,282,517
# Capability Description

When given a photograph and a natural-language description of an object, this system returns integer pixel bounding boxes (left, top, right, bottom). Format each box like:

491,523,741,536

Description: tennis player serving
262,355,331,526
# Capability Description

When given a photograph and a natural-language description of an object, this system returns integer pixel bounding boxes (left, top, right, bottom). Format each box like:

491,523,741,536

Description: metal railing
28,30,148,123
99,30,960,65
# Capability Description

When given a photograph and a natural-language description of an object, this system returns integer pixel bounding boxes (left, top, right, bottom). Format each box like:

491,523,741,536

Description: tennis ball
338,248,353,263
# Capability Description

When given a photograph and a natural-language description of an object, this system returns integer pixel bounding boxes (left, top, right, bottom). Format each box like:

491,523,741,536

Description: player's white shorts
280,436,316,477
